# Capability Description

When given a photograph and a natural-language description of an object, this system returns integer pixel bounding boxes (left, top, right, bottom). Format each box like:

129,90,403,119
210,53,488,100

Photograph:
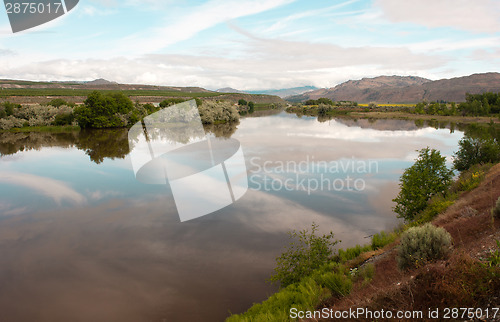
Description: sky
0,0,499,90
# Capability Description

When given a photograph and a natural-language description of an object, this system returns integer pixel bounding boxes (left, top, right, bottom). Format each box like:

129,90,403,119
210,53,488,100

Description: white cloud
264,0,359,33
114,0,295,55
0,32,446,89
375,0,500,33
0,172,86,205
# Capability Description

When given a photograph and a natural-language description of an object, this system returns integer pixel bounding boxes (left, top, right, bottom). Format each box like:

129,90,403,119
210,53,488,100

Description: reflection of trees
76,129,130,164
0,129,130,164
0,122,239,164
0,131,78,156
203,122,238,138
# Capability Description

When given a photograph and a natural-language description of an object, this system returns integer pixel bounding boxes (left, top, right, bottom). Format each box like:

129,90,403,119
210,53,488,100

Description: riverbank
227,163,500,321
311,163,500,321
2,125,81,133
286,106,500,124
348,111,500,124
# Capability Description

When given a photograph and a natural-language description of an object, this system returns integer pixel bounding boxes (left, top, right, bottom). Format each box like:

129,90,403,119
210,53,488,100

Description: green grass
4,125,81,133
0,88,224,98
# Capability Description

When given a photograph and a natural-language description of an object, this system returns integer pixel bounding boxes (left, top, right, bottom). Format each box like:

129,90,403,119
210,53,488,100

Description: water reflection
0,123,239,163
0,112,479,322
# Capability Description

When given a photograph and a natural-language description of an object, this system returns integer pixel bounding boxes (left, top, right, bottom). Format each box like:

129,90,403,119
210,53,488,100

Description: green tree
74,91,135,128
270,223,339,287
238,99,247,106
248,101,255,114
453,136,500,171
393,147,454,221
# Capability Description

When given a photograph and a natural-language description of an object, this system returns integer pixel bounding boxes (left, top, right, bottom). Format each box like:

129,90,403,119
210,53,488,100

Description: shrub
393,147,454,221
493,197,500,219
74,91,135,128
317,104,332,116
371,231,397,250
270,223,340,287
159,98,186,108
46,98,73,107
397,223,452,270
335,244,372,263
198,100,239,124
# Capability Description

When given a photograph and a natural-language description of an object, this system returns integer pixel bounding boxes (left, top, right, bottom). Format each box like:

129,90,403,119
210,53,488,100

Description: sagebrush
397,223,452,270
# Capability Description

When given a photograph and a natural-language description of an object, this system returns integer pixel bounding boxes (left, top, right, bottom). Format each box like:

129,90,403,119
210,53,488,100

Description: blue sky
0,0,499,90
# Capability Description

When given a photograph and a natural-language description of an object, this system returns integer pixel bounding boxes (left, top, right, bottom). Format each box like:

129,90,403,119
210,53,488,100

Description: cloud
264,0,359,33
0,49,15,56
375,0,500,33
114,0,295,54
0,172,86,205
0,29,446,90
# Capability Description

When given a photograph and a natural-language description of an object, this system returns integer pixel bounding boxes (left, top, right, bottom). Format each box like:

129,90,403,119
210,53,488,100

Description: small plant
397,223,452,270
371,231,397,249
493,196,500,219
270,223,340,287
486,240,500,267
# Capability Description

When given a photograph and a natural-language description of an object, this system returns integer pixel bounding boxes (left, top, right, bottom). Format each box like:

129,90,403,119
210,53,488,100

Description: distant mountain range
216,86,318,98
288,73,500,103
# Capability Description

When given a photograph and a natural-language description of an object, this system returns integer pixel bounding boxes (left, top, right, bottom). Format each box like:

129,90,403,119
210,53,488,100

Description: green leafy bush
159,98,187,108
74,91,136,128
334,244,372,263
46,98,74,107
393,147,454,221
397,223,452,270
270,223,339,287
198,100,239,124
371,231,397,250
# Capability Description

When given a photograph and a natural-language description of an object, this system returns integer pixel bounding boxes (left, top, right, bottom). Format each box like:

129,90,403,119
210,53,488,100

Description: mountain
85,78,117,85
215,86,319,98
247,86,319,98
216,87,247,94
288,73,500,103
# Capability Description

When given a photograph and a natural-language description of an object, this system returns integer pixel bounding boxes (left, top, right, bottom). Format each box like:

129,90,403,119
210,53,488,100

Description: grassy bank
2,125,81,133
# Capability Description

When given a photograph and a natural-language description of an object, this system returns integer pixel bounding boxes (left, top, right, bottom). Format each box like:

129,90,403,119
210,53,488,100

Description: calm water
0,112,464,321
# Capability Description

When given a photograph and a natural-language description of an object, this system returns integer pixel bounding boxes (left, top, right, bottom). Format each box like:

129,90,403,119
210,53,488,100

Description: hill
288,73,500,103
247,86,319,98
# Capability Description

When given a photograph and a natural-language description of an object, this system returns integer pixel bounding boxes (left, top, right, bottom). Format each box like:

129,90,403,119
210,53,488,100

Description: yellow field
358,103,416,107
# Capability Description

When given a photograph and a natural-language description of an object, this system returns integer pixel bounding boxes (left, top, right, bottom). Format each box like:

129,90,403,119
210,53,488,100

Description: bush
397,223,452,270
74,91,136,128
371,231,397,250
159,98,187,108
493,197,500,219
270,223,340,287
393,147,454,221
46,98,73,108
335,244,372,263
198,100,239,124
